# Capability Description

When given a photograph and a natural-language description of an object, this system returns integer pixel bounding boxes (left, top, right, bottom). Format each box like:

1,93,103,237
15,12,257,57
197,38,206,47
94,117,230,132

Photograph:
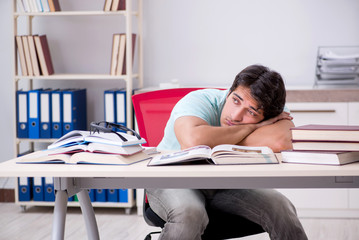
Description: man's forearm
238,119,294,152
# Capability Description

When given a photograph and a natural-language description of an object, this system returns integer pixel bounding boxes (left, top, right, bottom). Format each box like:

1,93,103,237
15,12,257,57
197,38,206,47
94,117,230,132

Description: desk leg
52,190,68,240
77,189,100,240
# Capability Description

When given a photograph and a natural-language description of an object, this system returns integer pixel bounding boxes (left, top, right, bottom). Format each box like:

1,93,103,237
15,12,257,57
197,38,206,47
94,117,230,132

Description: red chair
132,88,203,147
132,88,264,240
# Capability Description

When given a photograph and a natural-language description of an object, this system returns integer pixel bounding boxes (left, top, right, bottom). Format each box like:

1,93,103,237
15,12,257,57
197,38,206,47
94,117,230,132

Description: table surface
1,154,359,178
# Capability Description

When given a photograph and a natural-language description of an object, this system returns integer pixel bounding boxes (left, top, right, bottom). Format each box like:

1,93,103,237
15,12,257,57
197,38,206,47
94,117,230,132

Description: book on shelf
281,150,359,166
21,35,33,76
48,130,147,150
27,35,41,76
291,124,359,142
104,0,126,11
15,36,28,76
48,0,61,12
34,34,54,76
148,144,278,166
292,140,359,152
110,33,136,75
16,150,151,165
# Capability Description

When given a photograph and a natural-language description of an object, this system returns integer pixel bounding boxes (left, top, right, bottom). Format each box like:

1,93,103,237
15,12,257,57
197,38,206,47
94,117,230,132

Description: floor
0,203,358,240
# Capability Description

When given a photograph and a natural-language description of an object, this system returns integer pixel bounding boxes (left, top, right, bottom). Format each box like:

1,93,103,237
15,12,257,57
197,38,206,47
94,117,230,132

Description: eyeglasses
89,121,141,142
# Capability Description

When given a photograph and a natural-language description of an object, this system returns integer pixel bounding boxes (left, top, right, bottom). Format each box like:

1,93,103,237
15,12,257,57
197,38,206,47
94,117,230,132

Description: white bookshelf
12,0,143,210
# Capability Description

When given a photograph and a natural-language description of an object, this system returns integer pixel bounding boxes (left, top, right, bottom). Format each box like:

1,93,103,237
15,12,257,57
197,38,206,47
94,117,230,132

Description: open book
148,145,278,166
48,130,147,150
16,150,152,165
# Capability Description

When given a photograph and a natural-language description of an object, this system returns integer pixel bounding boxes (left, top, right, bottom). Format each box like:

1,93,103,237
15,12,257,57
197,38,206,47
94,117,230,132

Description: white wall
0,0,359,162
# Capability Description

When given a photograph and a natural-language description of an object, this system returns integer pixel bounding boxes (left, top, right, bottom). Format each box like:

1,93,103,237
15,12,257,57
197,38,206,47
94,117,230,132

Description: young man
147,65,308,240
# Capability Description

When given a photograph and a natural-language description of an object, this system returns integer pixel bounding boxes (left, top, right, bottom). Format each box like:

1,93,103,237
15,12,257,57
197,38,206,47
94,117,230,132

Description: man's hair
229,64,286,120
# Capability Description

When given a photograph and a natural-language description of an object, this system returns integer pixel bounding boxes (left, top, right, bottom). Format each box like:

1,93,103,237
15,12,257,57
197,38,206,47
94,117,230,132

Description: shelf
17,200,135,208
16,138,57,144
15,73,139,81
14,10,138,17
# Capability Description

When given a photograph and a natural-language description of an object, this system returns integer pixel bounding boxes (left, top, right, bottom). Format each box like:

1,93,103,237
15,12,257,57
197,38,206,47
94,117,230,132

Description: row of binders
104,88,127,127
16,35,54,76
110,33,136,75
16,88,87,139
16,0,61,13
18,177,132,203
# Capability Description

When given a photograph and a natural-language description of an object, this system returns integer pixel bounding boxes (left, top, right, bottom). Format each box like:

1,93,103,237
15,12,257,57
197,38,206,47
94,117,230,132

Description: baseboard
0,188,15,202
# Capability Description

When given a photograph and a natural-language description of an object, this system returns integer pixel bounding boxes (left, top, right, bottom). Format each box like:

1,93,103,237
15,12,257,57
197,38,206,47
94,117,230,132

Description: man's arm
238,119,294,153
174,112,293,150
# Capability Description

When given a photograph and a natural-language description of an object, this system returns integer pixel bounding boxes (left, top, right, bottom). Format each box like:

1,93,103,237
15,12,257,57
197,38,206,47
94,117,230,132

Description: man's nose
231,108,245,122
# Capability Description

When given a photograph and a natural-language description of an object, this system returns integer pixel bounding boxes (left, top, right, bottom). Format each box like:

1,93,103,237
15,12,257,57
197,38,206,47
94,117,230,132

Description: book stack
281,124,359,165
16,0,61,13
110,33,136,75
104,0,126,11
16,34,54,76
16,130,151,165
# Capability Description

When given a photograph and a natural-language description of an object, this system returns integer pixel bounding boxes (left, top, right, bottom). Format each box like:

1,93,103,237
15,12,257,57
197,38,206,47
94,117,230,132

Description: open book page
148,145,212,166
48,130,146,150
210,145,278,165
16,150,71,164
67,151,152,165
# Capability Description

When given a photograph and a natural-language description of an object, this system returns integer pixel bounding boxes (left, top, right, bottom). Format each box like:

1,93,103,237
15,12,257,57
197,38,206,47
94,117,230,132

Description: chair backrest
132,88,203,147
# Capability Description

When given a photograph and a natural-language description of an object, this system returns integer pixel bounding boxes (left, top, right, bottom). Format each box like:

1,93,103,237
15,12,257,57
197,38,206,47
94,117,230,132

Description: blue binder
18,177,32,201
28,89,42,139
44,177,55,202
115,89,127,127
95,189,107,202
87,189,95,202
119,189,128,203
104,89,118,123
32,177,44,201
107,189,119,202
16,90,29,138
40,89,52,138
62,89,87,135
51,89,63,138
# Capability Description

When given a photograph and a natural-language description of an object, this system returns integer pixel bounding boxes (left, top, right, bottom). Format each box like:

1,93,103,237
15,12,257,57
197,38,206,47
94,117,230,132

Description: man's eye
233,97,239,104
248,110,256,117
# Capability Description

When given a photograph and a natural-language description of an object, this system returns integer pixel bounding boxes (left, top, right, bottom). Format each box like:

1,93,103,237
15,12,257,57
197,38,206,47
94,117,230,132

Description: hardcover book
281,150,359,165
291,124,359,142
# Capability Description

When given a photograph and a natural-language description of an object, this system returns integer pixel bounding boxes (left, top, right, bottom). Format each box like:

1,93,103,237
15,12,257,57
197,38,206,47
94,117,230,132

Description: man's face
220,86,265,126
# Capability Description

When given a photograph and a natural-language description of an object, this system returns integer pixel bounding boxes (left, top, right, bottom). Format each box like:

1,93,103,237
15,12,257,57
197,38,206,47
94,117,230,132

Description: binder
51,89,63,138
18,177,32,201
95,189,107,202
104,89,118,123
28,89,42,139
32,177,44,201
16,90,29,138
40,89,52,138
88,189,95,202
107,189,119,202
62,89,87,135
44,177,55,201
119,189,128,203
115,89,127,127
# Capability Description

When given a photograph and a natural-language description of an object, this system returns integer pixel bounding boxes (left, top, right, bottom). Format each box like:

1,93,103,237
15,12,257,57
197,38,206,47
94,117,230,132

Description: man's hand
239,115,295,153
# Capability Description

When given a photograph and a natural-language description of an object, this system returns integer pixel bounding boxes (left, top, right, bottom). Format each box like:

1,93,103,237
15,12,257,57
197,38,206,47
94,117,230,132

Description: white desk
1,156,359,240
